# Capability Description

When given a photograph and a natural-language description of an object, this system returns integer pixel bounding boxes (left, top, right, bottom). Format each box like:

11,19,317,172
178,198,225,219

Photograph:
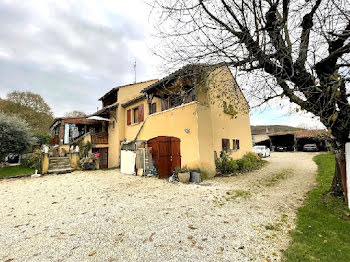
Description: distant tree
7,91,53,116
64,111,87,118
0,98,53,135
0,113,35,161
152,0,350,200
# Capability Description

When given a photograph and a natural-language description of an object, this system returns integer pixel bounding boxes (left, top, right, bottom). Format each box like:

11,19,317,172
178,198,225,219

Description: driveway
0,152,317,262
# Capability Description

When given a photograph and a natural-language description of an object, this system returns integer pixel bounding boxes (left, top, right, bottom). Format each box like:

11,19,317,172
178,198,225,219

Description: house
49,116,109,168
50,64,253,177
90,63,252,177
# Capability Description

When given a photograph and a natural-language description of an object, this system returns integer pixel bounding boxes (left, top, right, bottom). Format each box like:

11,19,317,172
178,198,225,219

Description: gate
147,136,181,178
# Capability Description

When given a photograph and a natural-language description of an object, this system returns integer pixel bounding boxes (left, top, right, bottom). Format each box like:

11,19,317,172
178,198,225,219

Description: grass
283,153,350,262
261,169,291,187
0,165,34,179
225,189,251,200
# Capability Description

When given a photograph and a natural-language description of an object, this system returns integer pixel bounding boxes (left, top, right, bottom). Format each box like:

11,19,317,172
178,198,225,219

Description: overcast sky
0,0,324,128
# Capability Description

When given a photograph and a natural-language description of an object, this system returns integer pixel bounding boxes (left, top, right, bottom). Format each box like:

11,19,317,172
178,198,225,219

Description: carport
269,129,331,152
269,132,295,151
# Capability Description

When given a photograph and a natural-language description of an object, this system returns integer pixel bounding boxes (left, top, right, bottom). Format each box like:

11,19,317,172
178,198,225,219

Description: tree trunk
330,149,347,202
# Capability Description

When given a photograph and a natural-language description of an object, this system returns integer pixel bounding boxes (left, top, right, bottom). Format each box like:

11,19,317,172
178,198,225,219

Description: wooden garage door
147,136,181,178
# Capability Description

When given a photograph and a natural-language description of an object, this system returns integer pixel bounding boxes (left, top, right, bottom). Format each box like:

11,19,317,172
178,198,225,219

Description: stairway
48,157,74,174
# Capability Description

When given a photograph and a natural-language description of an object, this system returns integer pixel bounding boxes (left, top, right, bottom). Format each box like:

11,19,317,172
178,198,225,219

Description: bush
216,151,264,175
21,150,41,170
0,113,35,161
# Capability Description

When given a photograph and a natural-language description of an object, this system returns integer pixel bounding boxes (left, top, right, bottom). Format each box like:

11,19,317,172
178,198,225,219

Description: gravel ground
0,152,317,262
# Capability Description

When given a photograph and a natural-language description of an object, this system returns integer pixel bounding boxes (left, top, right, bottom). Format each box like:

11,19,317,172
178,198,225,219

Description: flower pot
178,172,190,183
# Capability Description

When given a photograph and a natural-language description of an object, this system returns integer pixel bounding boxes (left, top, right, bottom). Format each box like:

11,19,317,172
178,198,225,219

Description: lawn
0,165,34,179
283,153,350,261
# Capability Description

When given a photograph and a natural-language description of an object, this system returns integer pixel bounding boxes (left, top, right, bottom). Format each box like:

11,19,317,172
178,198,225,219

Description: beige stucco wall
196,104,216,176
137,102,201,170
205,66,253,159
106,80,158,168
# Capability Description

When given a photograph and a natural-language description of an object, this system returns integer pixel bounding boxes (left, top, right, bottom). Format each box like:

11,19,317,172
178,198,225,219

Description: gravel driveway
0,152,317,262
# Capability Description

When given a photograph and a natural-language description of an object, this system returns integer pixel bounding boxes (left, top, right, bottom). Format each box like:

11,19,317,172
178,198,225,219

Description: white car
253,145,271,157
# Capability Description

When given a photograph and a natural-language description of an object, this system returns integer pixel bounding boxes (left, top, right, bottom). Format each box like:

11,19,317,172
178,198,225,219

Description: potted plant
177,165,190,183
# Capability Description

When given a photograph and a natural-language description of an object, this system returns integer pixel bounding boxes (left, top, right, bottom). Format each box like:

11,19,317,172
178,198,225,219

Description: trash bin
190,172,201,183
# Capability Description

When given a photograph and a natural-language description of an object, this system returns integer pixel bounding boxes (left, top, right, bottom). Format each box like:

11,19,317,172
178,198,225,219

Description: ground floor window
233,139,240,150
222,139,230,152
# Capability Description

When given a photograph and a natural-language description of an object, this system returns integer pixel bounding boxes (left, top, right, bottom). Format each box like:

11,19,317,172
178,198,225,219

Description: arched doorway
147,136,181,178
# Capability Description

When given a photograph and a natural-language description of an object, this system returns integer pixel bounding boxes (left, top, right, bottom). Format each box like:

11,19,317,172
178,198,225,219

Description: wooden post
345,143,350,209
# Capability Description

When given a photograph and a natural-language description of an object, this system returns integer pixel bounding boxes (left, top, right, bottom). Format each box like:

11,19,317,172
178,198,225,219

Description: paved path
0,152,318,262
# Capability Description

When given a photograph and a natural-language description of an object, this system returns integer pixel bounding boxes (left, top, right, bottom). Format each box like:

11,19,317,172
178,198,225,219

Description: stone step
49,159,70,163
49,161,70,166
47,167,74,174
49,165,72,170
50,157,69,160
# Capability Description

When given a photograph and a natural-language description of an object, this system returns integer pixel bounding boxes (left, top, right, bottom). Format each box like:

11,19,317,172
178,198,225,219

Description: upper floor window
149,102,157,115
133,107,139,123
127,104,144,126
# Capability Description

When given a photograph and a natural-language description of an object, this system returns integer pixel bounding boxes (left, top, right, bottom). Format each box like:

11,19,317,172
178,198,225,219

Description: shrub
216,151,264,175
0,113,35,161
21,150,41,171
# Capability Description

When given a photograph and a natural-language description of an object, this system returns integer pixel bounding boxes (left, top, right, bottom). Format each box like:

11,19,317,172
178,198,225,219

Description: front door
93,148,108,169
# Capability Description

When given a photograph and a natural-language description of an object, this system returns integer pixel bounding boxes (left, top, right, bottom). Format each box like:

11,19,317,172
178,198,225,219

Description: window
161,98,169,111
133,107,139,124
233,139,240,150
222,139,230,152
127,104,144,125
149,102,157,114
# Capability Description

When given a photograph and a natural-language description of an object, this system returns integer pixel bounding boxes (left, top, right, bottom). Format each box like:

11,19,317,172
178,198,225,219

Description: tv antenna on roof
133,59,137,84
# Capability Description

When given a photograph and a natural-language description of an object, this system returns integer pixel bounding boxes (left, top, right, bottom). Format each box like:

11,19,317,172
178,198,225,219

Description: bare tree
64,111,87,118
151,0,350,199
7,91,53,116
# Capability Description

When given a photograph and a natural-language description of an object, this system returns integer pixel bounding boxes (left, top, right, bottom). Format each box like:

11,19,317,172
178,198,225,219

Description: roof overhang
91,102,118,116
87,116,111,121
121,94,146,108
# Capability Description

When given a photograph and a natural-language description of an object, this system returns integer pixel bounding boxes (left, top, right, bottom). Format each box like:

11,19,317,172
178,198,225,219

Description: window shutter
127,109,131,125
138,104,144,122
236,139,240,149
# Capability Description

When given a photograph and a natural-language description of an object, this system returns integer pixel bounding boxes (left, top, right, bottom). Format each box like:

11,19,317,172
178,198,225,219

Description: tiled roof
49,117,98,129
141,63,222,93
98,79,158,101
90,102,119,117
269,129,328,138
121,94,146,108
